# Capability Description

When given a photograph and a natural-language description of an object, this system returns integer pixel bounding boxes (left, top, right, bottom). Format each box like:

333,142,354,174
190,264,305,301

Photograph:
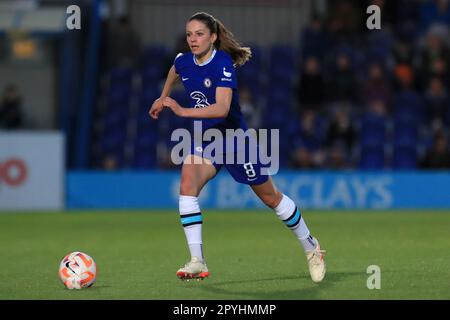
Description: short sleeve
173,52,183,74
216,55,237,89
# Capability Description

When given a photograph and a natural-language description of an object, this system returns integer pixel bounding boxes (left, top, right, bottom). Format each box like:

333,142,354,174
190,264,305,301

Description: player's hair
188,12,251,67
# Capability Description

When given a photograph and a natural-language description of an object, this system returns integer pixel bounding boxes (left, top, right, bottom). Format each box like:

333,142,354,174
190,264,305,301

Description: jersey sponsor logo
221,78,232,82
190,91,210,108
203,78,212,88
223,67,232,77
181,77,189,81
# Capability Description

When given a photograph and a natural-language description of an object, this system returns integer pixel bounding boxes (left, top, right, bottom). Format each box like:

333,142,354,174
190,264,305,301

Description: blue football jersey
173,49,248,132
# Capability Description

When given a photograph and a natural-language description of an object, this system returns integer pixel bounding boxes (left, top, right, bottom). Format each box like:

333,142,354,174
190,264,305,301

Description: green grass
0,210,449,300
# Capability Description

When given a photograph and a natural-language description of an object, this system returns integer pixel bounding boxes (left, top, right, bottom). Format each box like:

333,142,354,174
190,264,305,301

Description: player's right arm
149,65,179,119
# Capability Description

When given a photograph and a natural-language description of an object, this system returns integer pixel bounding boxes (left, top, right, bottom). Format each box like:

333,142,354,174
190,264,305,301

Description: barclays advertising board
66,171,450,209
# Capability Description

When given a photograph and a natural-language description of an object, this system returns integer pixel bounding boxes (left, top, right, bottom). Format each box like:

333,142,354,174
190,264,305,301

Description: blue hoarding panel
67,171,450,209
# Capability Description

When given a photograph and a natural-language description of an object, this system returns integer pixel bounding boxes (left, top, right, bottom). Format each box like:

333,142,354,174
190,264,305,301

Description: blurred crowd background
1,0,450,171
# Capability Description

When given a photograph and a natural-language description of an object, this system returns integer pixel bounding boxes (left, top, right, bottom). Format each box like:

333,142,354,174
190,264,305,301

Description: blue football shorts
189,135,270,186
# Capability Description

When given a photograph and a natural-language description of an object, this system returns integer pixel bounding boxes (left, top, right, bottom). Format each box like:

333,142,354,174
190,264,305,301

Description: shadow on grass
193,271,363,299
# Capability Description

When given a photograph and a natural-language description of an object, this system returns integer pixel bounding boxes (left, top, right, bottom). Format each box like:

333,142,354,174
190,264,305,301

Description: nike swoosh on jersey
182,77,189,81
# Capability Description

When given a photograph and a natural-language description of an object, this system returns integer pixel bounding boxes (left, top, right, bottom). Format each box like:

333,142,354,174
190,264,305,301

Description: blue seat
269,45,295,83
270,45,295,66
141,45,168,67
139,89,160,111
141,64,164,88
132,125,158,169
132,150,157,169
100,129,127,154
366,30,394,61
102,109,129,130
106,86,132,110
300,27,328,60
267,87,292,111
359,114,386,148
392,146,417,169
109,67,133,88
359,147,385,169
394,91,424,121
393,124,418,148
263,109,286,129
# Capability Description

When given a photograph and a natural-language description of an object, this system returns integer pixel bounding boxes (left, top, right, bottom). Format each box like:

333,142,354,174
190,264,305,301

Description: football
59,251,97,289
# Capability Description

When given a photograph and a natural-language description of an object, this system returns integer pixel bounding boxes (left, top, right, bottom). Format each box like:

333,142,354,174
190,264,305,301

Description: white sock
274,194,317,252
179,195,204,261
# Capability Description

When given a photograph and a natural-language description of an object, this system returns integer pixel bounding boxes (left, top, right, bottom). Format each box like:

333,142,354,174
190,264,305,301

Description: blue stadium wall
67,171,450,209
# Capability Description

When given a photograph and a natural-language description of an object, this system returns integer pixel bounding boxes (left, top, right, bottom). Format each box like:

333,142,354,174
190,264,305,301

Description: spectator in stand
328,51,357,103
291,147,316,169
424,76,450,130
239,86,261,129
297,56,326,112
106,16,142,68
102,154,119,171
420,129,450,168
360,62,393,109
0,84,24,130
325,101,356,154
416,24,450,89
324,142,349,170
420,0,450,32
300,15,328,61
367,98,388,117
291,110,325,168
392,29,416,66
325,1,363,47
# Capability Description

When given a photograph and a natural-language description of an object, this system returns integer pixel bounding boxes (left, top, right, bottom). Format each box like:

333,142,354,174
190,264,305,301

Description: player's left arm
162,87,232,118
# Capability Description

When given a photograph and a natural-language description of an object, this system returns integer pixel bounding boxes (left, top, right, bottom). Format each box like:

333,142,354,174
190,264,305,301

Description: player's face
186,20,217,58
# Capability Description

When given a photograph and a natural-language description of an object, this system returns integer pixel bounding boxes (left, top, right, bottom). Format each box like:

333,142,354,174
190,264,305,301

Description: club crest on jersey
190,91,210,108
203,78,212,88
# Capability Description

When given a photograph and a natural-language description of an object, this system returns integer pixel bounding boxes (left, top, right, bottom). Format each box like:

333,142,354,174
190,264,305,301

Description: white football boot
305,237,326,283
176,256,209,281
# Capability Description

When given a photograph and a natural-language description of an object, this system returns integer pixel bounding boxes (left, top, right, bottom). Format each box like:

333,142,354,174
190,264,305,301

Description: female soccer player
149,12,326,283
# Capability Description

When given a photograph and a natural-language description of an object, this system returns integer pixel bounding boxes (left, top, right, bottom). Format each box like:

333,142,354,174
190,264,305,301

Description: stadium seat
394,91,424,122
132,130,158,169
100,128,127,154
393,123,418,148
109,67,134,89
141,45,168,67
392,146,417,169
359,114,386,149
132,151,157,169
367,30,394,61
140,64,164,89
359,146,385,169
102,108,129,130
106,86,132,110
269,45,295,83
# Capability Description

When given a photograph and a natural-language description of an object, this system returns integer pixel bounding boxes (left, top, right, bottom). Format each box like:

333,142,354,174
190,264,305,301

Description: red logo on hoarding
0,158,28,187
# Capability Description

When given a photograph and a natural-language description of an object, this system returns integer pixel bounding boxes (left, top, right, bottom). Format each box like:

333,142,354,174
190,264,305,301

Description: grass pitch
0,210,449,300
